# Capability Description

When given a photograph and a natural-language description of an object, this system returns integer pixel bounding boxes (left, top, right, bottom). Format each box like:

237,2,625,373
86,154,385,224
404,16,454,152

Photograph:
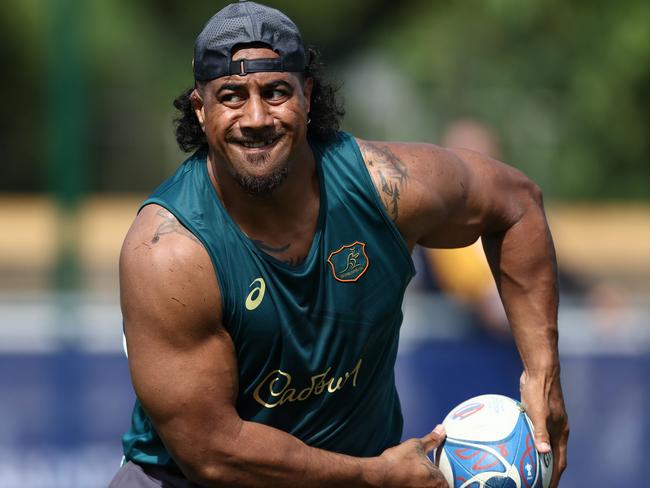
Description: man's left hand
520,370,569,488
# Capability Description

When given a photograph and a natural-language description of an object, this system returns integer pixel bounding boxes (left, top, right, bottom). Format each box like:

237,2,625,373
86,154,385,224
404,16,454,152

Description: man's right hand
377,425,449,488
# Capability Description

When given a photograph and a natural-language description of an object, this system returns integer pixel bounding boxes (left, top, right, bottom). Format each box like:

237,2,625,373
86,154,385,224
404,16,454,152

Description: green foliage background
1,0,648,199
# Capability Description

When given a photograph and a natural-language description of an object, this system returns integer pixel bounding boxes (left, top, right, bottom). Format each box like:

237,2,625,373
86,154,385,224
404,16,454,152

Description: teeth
241,138,278,148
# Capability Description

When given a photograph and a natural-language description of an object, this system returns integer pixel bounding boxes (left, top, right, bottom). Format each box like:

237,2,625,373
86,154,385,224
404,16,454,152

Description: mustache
226,131,284,144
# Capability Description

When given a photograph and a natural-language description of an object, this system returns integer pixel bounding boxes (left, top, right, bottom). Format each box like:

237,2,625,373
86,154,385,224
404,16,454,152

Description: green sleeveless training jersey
122,132,415,468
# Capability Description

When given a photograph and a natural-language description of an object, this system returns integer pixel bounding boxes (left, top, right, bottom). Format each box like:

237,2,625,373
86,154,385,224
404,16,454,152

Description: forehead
210,72,299,92
208,46,300,90
232,46,278,61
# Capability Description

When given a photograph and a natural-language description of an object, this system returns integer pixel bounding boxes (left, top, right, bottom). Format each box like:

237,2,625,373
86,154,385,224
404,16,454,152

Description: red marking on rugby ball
455,448,480,460
472,452,499,471
452,402,484,420
498,443,509,457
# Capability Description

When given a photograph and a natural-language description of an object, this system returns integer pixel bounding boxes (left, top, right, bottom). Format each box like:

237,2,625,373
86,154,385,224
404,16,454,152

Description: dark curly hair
173,47,345,152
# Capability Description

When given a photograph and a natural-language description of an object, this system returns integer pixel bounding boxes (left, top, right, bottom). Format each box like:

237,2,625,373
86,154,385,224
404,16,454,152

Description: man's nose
239,95,273,130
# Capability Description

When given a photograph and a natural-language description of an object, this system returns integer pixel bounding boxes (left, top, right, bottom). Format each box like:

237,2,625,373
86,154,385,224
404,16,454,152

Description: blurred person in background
422,119,631,340
417,119,510,337
111,2,568,487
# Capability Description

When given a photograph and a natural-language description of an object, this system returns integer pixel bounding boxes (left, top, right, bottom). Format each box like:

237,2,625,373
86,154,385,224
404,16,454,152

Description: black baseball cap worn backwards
193,0,307,82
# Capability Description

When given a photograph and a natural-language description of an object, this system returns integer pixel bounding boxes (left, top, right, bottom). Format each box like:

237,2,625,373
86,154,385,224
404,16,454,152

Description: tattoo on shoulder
360,142,408,222
151,209,200,245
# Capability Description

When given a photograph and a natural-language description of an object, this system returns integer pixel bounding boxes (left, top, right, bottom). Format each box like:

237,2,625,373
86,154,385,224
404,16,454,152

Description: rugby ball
434,394,552,488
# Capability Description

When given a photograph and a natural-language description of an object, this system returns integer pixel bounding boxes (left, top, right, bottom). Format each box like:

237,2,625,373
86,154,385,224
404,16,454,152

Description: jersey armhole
346,135,416,277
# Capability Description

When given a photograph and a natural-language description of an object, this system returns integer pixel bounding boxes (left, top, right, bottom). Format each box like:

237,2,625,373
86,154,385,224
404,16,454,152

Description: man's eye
221,93,243,103
267,89,287,100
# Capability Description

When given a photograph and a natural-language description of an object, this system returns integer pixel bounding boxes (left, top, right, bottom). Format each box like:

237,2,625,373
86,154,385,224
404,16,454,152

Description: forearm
482,186,560,374
176,418,384,488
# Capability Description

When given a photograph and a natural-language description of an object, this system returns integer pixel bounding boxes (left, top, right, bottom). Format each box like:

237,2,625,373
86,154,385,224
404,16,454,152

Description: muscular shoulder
356,138,539,249
120,204,221,343
355,138,469,246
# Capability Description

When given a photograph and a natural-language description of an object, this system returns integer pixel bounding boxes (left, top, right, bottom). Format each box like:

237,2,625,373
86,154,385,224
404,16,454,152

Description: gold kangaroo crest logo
245,278,266,311
327,242,369,282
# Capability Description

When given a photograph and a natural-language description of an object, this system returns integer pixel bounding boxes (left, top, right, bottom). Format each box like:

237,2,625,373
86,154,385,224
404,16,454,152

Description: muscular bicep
120,204,241,471
357,139,533,249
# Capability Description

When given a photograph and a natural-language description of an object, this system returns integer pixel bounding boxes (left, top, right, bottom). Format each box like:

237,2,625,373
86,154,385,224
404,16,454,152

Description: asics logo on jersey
245,278,266,310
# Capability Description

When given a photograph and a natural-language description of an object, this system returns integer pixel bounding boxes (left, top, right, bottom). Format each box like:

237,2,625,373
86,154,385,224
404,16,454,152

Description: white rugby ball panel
443,394,522,442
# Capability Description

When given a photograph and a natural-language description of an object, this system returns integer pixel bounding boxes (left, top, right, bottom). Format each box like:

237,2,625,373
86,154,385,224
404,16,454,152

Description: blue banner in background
0,353,132,487
0,343,647,487
398,341,650,488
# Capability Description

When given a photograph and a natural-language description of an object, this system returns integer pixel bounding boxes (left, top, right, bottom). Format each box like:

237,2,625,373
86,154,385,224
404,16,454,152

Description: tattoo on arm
151,209,200,245
360,142,409,222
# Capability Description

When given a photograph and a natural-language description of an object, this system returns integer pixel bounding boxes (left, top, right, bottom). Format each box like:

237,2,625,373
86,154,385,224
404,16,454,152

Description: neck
207,140,319,236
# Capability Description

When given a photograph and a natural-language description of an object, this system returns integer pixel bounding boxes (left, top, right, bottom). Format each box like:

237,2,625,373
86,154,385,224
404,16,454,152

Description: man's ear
303,77,314,115
190,88,205,130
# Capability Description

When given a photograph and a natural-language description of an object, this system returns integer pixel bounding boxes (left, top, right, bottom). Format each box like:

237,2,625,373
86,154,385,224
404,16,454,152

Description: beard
232,150,290,196
224,127,293,196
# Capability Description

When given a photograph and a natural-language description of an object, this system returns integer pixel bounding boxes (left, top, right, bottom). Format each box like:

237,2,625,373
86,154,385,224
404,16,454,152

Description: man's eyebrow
217,83,245,93
215,79,293,93
264,80,293,90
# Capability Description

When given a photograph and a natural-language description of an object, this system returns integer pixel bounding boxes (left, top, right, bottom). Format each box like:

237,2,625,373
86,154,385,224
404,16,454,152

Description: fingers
534,428,552,454
548,422,570,488
522,403,551,454
420,424,446,453
520,370,569,488
520,391,551,454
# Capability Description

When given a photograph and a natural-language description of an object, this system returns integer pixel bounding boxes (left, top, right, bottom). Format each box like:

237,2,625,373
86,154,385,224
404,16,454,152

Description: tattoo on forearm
361,142,408,222
151,209,200,244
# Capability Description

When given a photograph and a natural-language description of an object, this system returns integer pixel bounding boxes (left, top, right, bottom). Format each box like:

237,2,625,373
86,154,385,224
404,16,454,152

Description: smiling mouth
234,135,283,150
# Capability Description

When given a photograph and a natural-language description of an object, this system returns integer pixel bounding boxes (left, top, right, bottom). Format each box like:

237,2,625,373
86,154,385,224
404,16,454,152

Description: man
111,1,568,487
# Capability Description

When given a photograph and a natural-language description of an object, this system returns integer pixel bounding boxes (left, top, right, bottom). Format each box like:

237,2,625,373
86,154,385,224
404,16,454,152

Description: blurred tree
0,0,47,191
0,0,648,199
370,0,650,199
